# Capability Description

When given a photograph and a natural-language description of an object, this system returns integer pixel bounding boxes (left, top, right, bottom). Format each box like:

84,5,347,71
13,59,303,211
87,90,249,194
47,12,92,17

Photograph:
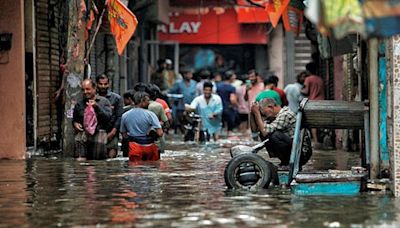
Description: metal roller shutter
35,0,61,147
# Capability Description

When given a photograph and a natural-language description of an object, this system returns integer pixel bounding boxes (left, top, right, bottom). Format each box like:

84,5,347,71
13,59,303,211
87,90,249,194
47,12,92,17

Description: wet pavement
1,135,400,227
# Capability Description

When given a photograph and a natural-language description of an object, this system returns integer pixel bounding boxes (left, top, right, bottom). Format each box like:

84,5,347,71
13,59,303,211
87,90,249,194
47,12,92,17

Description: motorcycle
183,112,209,142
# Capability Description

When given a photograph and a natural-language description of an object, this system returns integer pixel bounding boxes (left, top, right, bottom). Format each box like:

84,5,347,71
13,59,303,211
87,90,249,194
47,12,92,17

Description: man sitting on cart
251,98,296,166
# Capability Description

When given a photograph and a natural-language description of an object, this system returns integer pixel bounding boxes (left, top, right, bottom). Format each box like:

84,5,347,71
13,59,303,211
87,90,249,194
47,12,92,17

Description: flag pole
85,0,108,62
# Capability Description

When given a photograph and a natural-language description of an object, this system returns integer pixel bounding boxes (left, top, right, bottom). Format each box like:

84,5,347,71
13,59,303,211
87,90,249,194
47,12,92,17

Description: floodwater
1,136,399,227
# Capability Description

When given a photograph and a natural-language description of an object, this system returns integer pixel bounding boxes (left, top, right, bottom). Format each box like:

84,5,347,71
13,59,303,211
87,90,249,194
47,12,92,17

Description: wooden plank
37,69,51,75
37,92,52,97
37,96,51,102
37,43,50,48
37,37,50,43
36,3,48,8
36,0,48,5
38,115,51,122
50,28,58,33
37,63,51,70
37,100,51,106
50,57,60,62
37,81,52,87
36,30,50,36
38,107,52,114
37,97,51,103
36,49,50,55
295,173,365,183
37,126,50,134
302,100,366,129
37,82,52,87
36,21,49,28
50,50,60,56
291,181,361,195
37,76,51,81
36,53,54,59
37,86,50,91
38,110,51,117
38,101,51,107
36,8,48,15
36,17,49,23
38,120,52,128
36,59,50,64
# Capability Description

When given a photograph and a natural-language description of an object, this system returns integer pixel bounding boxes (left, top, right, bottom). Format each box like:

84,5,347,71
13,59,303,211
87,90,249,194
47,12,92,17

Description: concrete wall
389,35,400,197
268,24,284,88
0,0,26,159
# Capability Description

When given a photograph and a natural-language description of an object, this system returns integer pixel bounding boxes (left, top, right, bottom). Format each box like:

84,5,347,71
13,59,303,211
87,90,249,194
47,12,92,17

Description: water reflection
0,139,399,227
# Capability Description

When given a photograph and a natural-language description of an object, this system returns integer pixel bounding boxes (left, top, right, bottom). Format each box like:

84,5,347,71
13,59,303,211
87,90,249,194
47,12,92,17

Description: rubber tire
230,145,254,158
224,153,273,189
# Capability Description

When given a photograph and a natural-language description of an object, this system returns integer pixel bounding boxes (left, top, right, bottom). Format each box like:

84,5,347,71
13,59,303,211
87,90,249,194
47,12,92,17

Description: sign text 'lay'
158,22,202,34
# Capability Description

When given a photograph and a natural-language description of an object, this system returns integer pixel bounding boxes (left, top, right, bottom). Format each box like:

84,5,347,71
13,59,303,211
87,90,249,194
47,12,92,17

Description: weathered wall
0,0,26,158
389,35,400,197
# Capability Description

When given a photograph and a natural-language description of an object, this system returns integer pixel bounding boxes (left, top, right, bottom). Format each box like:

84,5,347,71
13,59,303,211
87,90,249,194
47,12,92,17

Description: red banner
107,0,138,55
158,7,269,44
267,0,290,28
236,0,270,23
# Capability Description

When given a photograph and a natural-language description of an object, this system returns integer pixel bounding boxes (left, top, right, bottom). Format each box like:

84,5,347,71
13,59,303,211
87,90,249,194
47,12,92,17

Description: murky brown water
1,137,399,227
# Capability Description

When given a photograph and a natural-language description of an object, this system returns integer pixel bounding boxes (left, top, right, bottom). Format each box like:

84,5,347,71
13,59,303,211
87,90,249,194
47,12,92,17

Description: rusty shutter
35,0,60,146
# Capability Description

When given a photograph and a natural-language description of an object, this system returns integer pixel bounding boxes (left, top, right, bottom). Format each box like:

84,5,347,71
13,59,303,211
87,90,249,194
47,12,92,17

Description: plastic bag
84,105,97,135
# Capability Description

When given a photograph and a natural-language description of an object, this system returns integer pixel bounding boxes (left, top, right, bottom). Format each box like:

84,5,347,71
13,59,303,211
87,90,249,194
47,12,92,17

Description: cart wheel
224,153,273,189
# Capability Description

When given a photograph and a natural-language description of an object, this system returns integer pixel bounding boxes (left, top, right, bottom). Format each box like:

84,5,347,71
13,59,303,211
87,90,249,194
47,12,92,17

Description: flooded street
1,137,400,227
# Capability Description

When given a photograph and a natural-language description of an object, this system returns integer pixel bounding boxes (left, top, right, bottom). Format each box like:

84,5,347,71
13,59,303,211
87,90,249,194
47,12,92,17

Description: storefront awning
158,7,269,45
236,0,270,23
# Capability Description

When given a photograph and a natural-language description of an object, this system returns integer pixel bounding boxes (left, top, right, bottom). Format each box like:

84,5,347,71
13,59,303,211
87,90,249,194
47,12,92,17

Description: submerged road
0,135,399,227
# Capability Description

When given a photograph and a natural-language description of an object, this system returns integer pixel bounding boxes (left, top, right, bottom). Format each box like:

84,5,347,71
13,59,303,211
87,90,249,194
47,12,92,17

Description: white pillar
369,39,380,179
390,35,400,197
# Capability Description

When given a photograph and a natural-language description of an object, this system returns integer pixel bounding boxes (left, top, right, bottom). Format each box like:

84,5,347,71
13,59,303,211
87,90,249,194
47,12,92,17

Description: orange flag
267,0,290,28
107,0,138,55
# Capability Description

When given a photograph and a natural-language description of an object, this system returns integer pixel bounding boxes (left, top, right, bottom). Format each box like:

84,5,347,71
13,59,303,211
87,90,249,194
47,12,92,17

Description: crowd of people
71,58,324,166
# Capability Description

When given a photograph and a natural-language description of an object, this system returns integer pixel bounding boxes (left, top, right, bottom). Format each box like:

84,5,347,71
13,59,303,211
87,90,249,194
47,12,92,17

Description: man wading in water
96,74,124,158
120,92,164,162
73,79,112,160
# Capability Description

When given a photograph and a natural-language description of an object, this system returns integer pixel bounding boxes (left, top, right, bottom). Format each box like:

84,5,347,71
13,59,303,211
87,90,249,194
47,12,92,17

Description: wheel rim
233,160,264,188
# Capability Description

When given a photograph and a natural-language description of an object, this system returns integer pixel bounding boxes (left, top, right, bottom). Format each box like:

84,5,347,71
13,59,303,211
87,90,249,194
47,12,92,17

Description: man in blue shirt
284,71,308,113
217,70,238,136
169,67,197,134
120,92,163,161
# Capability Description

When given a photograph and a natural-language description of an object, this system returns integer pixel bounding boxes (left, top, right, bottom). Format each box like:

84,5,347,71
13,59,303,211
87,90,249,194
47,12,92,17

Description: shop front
157,3,270,77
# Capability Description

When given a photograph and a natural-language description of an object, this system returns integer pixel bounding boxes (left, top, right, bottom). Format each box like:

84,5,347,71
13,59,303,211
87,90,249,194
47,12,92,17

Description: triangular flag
267,0,290,28
107,0,138,55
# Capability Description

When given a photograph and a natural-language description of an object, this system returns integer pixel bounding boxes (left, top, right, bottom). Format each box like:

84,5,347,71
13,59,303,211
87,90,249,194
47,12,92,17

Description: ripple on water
0,142,398,227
